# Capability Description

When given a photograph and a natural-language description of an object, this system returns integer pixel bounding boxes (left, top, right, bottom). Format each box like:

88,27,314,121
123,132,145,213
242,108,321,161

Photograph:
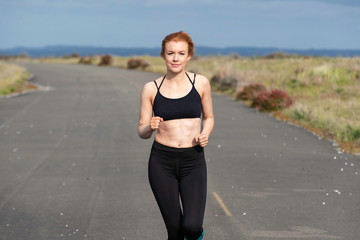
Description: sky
0,0,359,50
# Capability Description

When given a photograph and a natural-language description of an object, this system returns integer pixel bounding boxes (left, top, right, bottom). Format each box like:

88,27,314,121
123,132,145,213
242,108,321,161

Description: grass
11,54,360,153
0,61,33,97
196,56,359,153
174,55,360,153
197,56,360,153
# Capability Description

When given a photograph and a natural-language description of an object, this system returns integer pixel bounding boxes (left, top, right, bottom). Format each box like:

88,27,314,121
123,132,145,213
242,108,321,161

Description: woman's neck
166,70,187,83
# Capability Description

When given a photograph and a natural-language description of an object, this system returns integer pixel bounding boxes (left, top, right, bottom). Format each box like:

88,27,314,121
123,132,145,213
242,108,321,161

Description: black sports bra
153,72,202,121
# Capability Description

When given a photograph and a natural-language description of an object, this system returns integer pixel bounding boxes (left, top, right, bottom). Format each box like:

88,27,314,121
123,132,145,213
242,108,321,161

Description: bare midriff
154,118,201,148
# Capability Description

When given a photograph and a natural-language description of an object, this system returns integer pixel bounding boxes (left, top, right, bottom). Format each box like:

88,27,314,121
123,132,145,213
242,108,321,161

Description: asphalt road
0,62,359,240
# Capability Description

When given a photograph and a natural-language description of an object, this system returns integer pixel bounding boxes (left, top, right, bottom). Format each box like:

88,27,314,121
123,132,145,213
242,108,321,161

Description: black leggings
148,141,207,240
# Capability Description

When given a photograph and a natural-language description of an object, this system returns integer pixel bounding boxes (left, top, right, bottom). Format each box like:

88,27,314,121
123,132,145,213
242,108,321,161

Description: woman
138,31,214,240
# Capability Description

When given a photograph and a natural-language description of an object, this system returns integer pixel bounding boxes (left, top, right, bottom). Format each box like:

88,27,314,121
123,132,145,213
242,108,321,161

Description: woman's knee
183,221,203,240
165,220,183,240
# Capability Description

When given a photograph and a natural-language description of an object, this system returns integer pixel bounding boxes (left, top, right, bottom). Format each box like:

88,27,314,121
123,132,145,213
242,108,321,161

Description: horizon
1,44,360,58
2,44,360,51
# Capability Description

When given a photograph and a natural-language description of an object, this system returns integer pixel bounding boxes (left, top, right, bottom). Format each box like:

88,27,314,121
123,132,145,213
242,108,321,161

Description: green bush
287,79,305,89
335,88,344,94
292,109,309,121
343,125,360,142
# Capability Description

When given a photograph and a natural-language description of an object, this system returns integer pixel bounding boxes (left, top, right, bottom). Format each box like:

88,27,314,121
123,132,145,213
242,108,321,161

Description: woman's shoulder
186,72,209,84
144,76,163,88
187,72,211,96
153,76,166,87
142,77,161,95
190,73,210,89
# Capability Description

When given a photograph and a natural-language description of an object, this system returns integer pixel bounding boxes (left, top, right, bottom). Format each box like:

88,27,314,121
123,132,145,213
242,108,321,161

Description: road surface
0,62,359,240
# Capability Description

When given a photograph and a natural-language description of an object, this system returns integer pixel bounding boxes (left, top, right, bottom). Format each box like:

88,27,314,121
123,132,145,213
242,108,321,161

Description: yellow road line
212,192,232,216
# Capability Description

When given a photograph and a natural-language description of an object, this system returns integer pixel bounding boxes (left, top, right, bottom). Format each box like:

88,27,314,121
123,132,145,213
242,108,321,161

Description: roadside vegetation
6,53,360,153
187,55,360,153
0,61,33,97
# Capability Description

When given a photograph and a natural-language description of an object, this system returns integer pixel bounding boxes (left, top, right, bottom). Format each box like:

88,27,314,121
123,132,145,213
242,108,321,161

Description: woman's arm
195,76,214,147
138,82,162,139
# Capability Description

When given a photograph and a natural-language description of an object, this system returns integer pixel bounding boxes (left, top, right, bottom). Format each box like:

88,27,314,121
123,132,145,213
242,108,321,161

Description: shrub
229,53,240,59
335,88,344,94
72,52,80,58
98,55,113,66
292,109,309,121
18,53,29,59
287,79,305,89
210,74,237,91
127,58,149,69
251,89,294,111
78,56,93,64
236,83,267,100
343,125,360,142
262,52,293,59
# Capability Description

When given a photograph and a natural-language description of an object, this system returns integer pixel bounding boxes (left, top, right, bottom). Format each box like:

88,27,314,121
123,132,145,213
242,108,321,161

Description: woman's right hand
150,116,163,131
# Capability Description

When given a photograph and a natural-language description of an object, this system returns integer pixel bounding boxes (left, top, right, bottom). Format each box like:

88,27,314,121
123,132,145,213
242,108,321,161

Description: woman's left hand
195,133,209,147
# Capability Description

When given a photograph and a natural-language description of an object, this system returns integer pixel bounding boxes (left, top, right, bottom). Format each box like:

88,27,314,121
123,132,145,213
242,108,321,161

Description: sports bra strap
153,80,159,90
185,72,196,85
154,75,166,91
155,73,196,90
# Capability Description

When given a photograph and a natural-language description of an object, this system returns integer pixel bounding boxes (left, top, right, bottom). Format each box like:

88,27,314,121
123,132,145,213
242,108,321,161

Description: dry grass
0,61,33,96
188,56,360,153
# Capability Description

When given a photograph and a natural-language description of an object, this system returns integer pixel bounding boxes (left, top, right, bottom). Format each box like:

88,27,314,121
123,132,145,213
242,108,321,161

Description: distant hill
0,45,359,57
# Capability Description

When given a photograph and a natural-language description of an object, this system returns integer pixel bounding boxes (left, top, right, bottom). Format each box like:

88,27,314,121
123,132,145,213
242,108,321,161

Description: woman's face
163,41,191,73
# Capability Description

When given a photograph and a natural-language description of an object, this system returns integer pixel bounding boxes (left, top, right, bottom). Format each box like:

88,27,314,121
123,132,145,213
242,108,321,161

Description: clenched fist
150,116,163,131
195,133,209,147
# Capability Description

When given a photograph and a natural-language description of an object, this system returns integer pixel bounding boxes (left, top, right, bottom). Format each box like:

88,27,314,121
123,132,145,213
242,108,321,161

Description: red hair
161,31,194,57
